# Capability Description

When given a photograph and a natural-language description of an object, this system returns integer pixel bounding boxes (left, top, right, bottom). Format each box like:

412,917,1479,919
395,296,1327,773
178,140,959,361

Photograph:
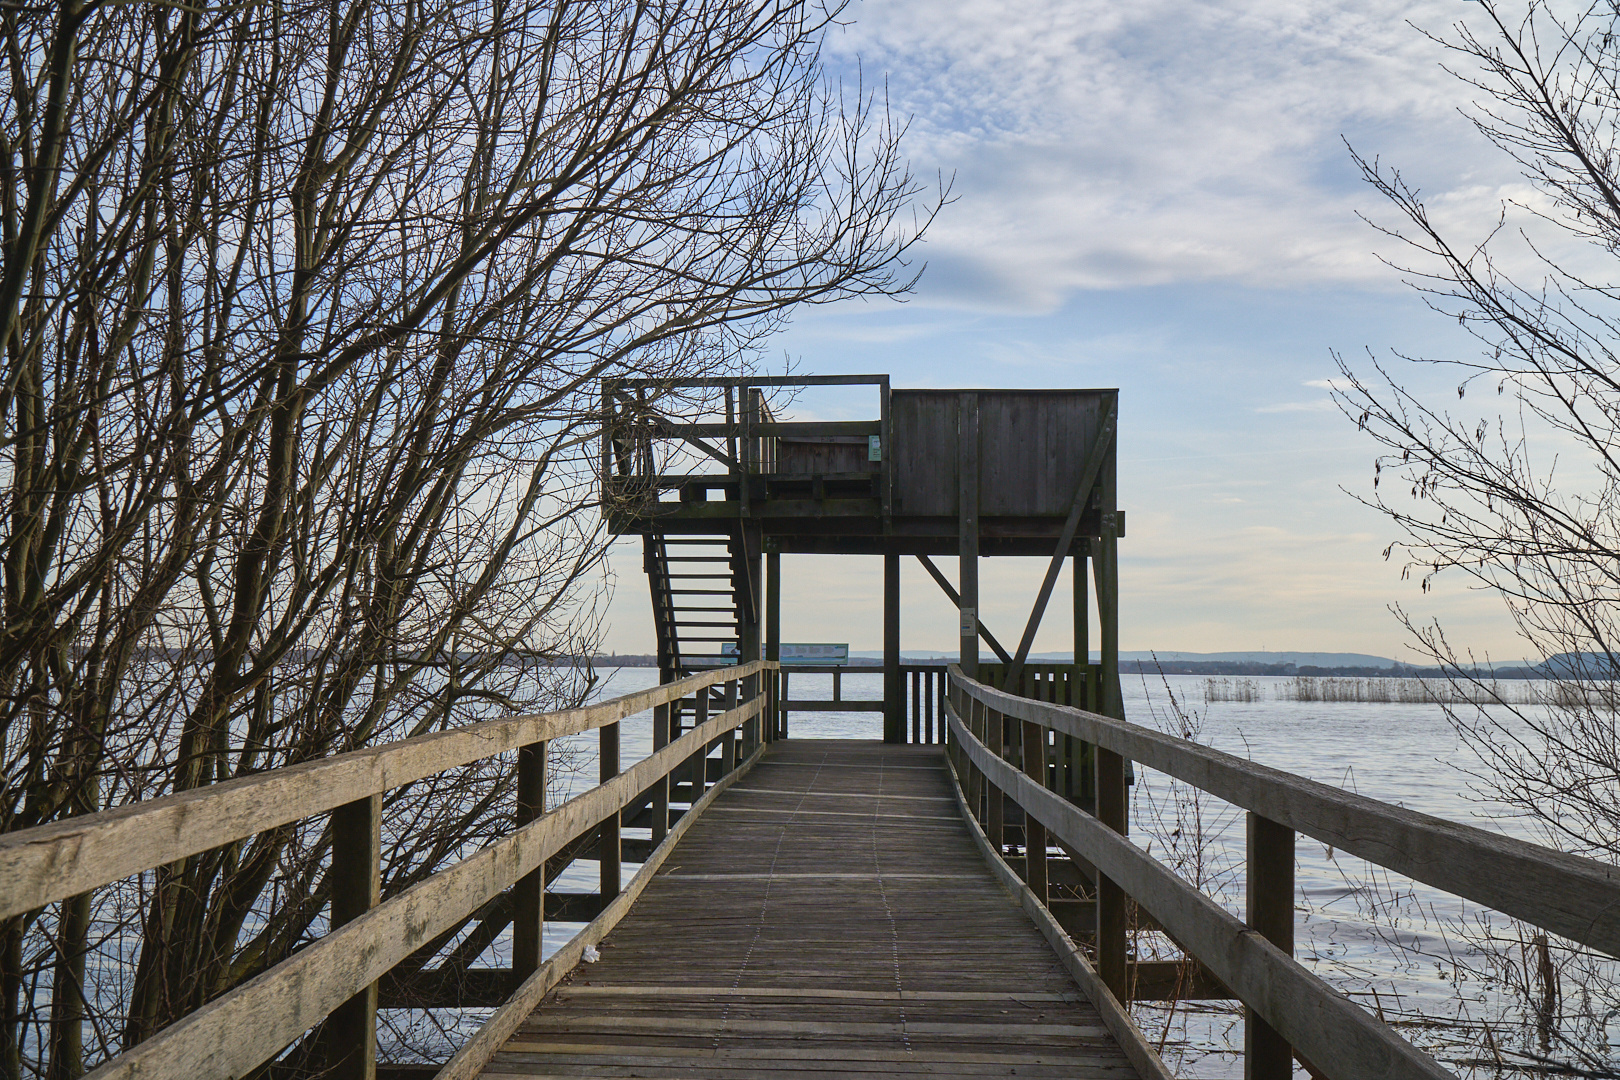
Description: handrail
0,661,768,921
951,667,1620,958
946,665,1620,1080
948,701,1450,1080
83,690,768,1080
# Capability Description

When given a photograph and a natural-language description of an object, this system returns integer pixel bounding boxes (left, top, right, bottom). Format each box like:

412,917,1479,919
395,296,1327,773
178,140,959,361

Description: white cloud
827,0,1534,310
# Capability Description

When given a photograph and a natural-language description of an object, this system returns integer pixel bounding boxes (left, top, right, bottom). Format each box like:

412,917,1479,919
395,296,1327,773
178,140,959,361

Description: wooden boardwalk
479,739,1141,1079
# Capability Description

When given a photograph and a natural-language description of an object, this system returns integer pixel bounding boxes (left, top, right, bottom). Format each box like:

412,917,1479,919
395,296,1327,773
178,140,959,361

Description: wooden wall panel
775,437,871,475
892,390,1114,519
892,391,960,515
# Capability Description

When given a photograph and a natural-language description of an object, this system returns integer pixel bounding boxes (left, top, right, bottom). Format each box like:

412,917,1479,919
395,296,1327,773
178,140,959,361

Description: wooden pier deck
479,739,1141,1079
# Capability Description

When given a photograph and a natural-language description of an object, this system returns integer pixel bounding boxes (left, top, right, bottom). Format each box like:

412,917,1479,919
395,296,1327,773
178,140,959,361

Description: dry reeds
1202,677,1263,703
1281,676,1532,704
1198,676,1595,705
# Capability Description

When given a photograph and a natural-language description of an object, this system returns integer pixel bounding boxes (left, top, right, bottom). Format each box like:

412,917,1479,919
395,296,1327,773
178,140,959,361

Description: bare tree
1335,1,1620,1071
0,0,936,1074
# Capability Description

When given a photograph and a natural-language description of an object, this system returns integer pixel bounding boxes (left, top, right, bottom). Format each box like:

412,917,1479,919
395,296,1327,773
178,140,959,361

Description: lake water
538,667,1601,1079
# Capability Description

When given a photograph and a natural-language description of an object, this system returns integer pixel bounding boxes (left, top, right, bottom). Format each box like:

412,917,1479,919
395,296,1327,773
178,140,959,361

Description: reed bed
1199,676,1614,705
1201,677,1264,703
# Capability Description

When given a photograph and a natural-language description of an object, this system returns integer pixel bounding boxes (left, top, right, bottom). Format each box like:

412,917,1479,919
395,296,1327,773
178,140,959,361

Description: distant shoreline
582,655,1560,679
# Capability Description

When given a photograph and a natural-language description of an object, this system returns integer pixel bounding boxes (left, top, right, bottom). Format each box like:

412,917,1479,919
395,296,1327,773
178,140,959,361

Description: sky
596,0,1558,665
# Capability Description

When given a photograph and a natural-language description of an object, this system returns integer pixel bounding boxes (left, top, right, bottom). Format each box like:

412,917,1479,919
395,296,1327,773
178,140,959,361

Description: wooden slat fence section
473,741,1159,1080
945,665,1620,1080
0,662,771,1080
772,664,951,743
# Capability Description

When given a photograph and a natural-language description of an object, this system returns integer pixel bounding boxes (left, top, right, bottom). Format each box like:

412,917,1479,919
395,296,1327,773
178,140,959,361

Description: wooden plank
949,706,1455,1080
952,671,1620,961
477,740,1148,1080
551,986,1082,1002
0,662,770,921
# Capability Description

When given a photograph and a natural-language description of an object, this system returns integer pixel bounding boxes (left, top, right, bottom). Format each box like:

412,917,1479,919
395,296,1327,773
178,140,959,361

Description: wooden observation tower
600,374,1125,740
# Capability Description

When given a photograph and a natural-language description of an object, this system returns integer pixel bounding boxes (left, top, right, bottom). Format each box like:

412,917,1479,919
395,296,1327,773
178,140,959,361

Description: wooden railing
945,665,1620,1080
0,662,775,1080
769,662,950,743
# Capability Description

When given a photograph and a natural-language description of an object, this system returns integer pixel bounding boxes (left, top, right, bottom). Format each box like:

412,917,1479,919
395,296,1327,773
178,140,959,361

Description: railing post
600,719,621,901
1022,718,1048,903
690,688,710,798
747,669,762,755
884,552,902,743
722,678,738,774
925,671,935,743
1096,747,1128,1001
767,550,781,741
326,794,380,1080
986,706,1004,848
779,671,789,739
1246,813,1296,1080
967,695,981,806
514,742,548,976
652,703,671,846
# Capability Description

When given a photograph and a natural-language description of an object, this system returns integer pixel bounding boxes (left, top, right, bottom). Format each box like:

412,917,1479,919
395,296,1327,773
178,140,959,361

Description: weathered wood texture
479,740,1148,1079
890,390,1114,519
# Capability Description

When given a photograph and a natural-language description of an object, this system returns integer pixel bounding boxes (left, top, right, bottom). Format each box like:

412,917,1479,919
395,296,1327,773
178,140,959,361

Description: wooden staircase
645,530,758,677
